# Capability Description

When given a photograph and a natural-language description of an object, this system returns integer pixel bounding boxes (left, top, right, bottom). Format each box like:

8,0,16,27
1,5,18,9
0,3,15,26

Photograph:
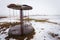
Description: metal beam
20,9,23,35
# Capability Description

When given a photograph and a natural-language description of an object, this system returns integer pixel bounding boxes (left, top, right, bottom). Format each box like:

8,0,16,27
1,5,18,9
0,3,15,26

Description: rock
41,28,44,30
48,32,58,38
8,23,34,36
58,37,60,39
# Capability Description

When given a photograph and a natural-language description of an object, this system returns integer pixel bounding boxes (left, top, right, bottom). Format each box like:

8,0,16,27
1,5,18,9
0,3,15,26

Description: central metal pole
20,9,23,35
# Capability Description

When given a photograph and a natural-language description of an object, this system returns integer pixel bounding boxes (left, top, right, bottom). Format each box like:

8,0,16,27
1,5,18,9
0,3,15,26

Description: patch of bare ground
0,16,7,19
48,32,60,40
0,22,21,34
24,18,60,25
0,22,20,27
48,32,58,38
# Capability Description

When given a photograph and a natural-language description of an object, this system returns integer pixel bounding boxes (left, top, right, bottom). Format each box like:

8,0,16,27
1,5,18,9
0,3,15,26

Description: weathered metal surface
7,4,32,10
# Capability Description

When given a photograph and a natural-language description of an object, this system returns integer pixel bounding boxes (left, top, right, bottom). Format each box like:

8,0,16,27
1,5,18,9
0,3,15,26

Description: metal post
20,9,23,35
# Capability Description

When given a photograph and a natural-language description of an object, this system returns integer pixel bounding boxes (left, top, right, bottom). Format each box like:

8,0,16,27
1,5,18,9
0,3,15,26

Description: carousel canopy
7,4,32,10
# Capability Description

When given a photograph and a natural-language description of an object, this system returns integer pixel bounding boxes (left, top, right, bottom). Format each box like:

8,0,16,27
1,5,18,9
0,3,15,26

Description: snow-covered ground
0,17,20,23
0,16,60,40
31,21,60,40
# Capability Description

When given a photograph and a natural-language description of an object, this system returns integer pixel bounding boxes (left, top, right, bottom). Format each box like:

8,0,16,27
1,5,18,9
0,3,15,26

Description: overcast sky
0,0,60,16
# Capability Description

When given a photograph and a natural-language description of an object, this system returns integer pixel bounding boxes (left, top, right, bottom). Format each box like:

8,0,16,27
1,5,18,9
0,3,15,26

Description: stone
8,23,34,36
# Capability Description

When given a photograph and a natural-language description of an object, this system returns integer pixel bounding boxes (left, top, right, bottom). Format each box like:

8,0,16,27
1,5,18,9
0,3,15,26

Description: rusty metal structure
7,4,33,35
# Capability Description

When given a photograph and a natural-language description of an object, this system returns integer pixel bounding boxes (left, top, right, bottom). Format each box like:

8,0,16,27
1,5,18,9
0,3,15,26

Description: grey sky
0,0,60,16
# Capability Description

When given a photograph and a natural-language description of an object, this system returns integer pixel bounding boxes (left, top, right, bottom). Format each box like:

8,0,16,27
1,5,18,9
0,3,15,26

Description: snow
0,16,60,40
0,17,19,23
30,21,60,40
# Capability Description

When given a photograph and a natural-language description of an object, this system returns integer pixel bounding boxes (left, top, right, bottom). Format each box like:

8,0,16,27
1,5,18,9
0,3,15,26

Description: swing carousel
7,4,34,36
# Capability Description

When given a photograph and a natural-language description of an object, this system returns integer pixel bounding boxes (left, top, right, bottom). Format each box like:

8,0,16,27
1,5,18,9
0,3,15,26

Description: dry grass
0,22,20,28
24,18,48,22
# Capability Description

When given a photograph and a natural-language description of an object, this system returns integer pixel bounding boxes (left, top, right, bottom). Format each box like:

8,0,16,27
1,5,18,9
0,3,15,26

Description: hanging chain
8,8,11,24
13,9,14,18
24,10,26,24
28,10,29,22
16,10,17,17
